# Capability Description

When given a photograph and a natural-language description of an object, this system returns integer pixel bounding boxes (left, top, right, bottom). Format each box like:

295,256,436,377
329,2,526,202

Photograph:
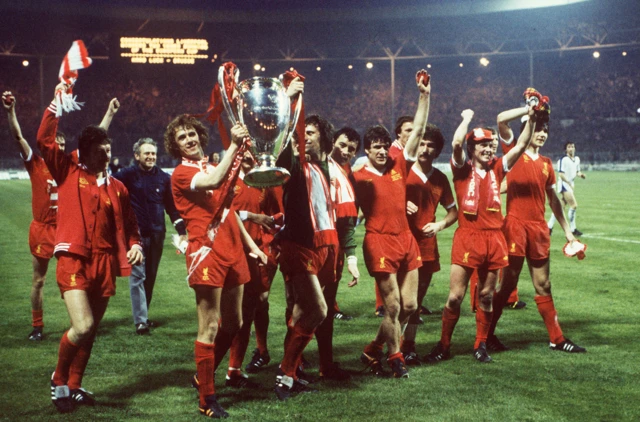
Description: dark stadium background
1,0,638,168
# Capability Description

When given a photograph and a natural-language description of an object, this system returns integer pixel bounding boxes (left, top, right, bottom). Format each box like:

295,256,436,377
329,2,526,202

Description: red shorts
279,240,337,287
414,233,440,263
56,252,117,298
29,220,55,259
363,230,422,276
502,216,550,260
451,228,509,270
420,259,441,274
245,244,279,296
187,246,250,289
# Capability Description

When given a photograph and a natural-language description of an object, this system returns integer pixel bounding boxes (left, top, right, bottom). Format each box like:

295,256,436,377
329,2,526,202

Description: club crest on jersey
463,252,469,263
79,177,89,188
70,274,77,286
510,243,516,253
542,162,549,176
379,257,386,269
390,169,402,182
202,267,209,280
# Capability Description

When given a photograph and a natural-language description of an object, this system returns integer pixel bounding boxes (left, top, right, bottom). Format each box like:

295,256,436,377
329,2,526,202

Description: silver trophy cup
218,66,302,187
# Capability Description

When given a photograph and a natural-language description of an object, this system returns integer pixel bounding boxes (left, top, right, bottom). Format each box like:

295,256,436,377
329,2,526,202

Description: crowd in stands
2,53,639,168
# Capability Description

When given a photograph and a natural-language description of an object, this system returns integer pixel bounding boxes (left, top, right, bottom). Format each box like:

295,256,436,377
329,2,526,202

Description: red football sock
32,310,44,328
254,301,270,355
488,290,509,338
333,300,341,314
213,329,236,372
280,321,315,378
387,351,404,366
440,306,461,348
535,295,565,344
228,322,252,370
315,309,335,372
363,340,384,357
53,332,79,386
508,287,519,304
375,283,384,310
67,333,96,389
401,339,415,353
469,271,479,312
474,310,493,349
195,341,215,406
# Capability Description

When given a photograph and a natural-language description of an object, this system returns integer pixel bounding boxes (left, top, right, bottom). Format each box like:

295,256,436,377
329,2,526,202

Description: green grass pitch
0,171,638,421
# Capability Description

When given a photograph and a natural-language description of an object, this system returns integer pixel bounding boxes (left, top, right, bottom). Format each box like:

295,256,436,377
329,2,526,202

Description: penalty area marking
581,234,640,245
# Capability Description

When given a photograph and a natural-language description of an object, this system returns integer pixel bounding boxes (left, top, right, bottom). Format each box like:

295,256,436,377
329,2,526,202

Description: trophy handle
281,93,303,155
218,64,240,126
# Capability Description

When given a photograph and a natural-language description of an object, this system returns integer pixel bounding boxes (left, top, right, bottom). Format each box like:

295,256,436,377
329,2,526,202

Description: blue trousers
129,232,165,325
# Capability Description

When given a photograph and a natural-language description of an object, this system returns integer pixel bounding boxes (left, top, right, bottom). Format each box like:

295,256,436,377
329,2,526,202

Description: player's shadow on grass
97,368,195,408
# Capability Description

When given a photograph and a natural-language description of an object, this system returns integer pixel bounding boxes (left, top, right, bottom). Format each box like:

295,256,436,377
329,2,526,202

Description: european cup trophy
218,64,302,187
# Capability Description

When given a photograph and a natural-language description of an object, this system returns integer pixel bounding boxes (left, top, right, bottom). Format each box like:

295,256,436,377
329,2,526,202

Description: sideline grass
0,171,639,421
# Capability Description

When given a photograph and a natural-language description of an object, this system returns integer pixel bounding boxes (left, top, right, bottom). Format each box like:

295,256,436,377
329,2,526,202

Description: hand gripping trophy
218,62,303,187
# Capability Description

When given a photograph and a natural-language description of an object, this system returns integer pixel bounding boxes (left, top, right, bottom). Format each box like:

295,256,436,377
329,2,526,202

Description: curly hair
164,114,209,160
363,125,392,150
305,114,334,154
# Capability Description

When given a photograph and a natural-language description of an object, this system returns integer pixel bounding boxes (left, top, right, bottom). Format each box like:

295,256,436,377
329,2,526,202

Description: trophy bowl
236,77,292,187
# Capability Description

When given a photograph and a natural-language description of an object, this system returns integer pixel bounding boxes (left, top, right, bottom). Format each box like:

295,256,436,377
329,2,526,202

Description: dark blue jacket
113,165,186,237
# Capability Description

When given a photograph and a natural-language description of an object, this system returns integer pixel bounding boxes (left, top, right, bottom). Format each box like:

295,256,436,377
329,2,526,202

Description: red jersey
232,173,282,246
23,151,57,225
36,105,141,276
406,165,455,237
451,157,507,230
352,153,414,235
506,151,556,222
171,159,244,266
388,140,404,160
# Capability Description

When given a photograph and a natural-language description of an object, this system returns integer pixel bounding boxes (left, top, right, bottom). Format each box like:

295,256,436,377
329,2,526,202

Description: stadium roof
0,0,638,61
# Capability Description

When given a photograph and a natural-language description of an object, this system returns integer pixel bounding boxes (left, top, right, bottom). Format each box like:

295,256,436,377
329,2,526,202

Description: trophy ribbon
280,69,306,162
204,62,240,149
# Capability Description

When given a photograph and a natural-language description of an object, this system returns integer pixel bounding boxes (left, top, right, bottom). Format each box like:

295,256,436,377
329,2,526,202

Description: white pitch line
581,234,640,244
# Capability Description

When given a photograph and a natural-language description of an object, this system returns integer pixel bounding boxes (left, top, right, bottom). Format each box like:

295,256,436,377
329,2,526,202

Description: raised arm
496,106,528,143
193,123,248,190
98,98,120,132
503,107,536,170
404,70,431,160
452,109,474,166
3,91,31,158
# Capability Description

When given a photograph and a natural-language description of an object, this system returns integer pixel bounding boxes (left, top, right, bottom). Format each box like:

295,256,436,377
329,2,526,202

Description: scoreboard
120,37,209,64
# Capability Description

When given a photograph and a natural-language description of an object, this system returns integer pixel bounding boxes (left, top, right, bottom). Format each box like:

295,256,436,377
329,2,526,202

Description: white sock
547,214,557,230
568,208,577,231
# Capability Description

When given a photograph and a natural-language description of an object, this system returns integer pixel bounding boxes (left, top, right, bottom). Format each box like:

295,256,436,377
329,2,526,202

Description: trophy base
244,167,291,188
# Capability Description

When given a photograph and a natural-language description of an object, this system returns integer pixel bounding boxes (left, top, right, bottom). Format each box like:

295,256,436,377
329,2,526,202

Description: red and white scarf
55,40,92,117
303,162,337,247
328,157,357,218
461,166,501,216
